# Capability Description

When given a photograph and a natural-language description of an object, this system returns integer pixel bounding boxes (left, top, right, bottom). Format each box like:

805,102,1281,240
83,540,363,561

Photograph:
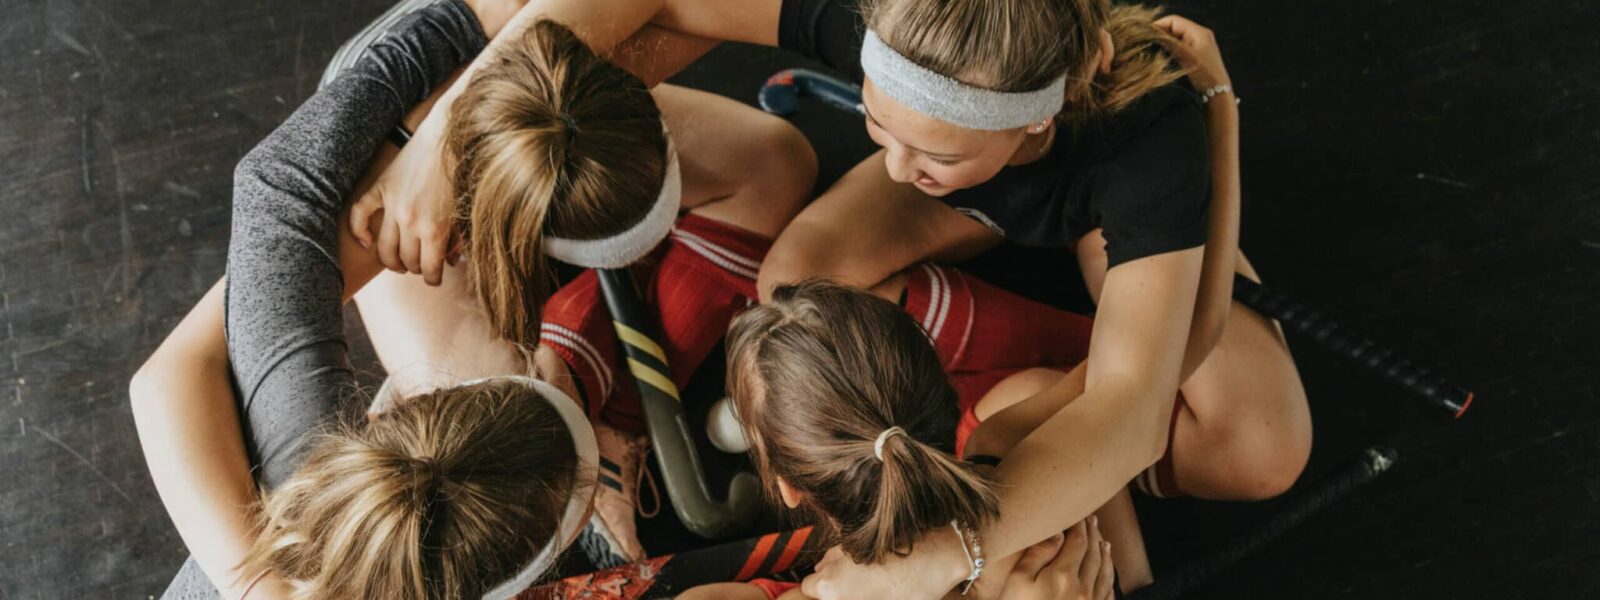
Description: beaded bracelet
1201,84,1241,105
951,520,985,595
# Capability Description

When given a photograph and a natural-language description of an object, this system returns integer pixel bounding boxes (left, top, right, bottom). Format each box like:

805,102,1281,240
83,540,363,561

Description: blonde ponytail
447,19,667,347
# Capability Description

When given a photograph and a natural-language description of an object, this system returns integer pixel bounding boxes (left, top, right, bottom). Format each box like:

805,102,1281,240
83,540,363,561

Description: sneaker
589,423,652,564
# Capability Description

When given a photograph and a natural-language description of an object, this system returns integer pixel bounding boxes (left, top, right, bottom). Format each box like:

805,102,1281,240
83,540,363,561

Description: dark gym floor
3,0,1597,598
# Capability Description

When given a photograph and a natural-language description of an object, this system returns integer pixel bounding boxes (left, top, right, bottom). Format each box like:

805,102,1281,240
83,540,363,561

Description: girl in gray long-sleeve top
134,3,606,598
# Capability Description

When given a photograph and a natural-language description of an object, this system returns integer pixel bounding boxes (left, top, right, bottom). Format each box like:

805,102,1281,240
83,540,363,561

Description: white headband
371,375,599,599
860,30,1067,131
542,137,682,269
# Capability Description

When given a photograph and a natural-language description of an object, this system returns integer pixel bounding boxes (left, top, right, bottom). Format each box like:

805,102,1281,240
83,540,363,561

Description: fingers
1094,540,1116,600
349,191,381,249
1014,533,1066,581
1154,14,1215,47
377,209,403,272
1153,14,1191,37
1078,516,1104,587
400,231,423,276
420,234,446,286
1059,519,1091,578
416,222,450,285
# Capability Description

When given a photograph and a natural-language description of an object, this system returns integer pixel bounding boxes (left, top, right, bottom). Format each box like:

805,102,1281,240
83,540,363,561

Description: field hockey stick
598,269,763,540
1127,446,1399,600
1233,275,1473,418
759,69,866,117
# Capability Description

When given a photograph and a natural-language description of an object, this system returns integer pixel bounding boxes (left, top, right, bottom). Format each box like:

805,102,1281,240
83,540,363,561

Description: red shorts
902,264,1097,455
539,213,771,434
747,578,800,599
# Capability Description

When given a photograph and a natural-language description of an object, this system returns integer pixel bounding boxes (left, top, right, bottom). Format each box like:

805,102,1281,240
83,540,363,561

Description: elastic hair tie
556,112,580,145
416,455,443,482
874,426,908,461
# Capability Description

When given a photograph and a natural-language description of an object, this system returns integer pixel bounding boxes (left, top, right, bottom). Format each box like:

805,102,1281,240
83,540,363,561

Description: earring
1029,120,1051,134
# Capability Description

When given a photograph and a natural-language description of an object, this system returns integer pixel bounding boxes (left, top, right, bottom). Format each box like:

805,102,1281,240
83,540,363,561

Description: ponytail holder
874,426,908,461
416,455,443,483
557,112,581,145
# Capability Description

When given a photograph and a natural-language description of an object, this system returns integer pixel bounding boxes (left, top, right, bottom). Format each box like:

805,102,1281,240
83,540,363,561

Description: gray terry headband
860,30,1067,131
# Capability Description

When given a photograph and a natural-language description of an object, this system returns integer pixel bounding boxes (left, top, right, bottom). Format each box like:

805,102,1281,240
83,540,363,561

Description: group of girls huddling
128,0,1312,598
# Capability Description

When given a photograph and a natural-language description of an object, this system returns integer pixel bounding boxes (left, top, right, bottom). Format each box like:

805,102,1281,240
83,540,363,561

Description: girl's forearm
896,376,1176,592
967,248,1203,581
960,364,1151,593
130,281,262,598
417,0,667,134
985,377,1171,557
1181,99,1241,381
651,0,783,47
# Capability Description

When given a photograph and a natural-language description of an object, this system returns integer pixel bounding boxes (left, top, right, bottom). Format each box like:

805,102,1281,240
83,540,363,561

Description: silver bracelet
1201,84,1241,105
951,520,985,595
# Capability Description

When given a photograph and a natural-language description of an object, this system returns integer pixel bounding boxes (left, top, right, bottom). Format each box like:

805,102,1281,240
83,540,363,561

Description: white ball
705,396,749,454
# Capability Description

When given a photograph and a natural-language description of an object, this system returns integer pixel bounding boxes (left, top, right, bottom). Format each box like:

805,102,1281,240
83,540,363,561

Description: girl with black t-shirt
360,1,1308,597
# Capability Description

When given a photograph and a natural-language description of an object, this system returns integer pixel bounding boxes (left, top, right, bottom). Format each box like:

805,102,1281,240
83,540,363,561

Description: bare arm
129,282,292,599
802,248,1204,600
1166,17,1242,381
1178,99,1240,379
757,151,1002,301
984,247,1201,554
134,5,487,596
960,364,1153,594
651,0,782,46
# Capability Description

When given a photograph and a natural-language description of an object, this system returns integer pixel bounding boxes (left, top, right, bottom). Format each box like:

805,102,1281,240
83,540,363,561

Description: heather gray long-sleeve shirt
225,0,483,487
164,2,483,597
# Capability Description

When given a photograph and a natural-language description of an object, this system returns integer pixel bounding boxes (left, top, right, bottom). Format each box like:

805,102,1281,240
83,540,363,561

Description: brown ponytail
239,380,581,599
864,0,1186,119
726,280,999,563
447,19,667,348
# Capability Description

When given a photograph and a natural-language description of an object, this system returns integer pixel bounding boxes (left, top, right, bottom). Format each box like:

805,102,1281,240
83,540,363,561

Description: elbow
755,259,796,302
1143,420,1170,471
755,233,828,302
1133,384,1176,471
128,358,163,417
755,224,888,302
230,152,267,212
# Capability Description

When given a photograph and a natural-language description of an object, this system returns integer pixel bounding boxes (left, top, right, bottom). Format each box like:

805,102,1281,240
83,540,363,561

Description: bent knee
975,368,1067,421
1213,423,1312,500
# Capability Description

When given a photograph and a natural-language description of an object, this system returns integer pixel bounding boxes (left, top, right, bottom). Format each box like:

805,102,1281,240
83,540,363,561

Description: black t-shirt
779,0,1211,269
